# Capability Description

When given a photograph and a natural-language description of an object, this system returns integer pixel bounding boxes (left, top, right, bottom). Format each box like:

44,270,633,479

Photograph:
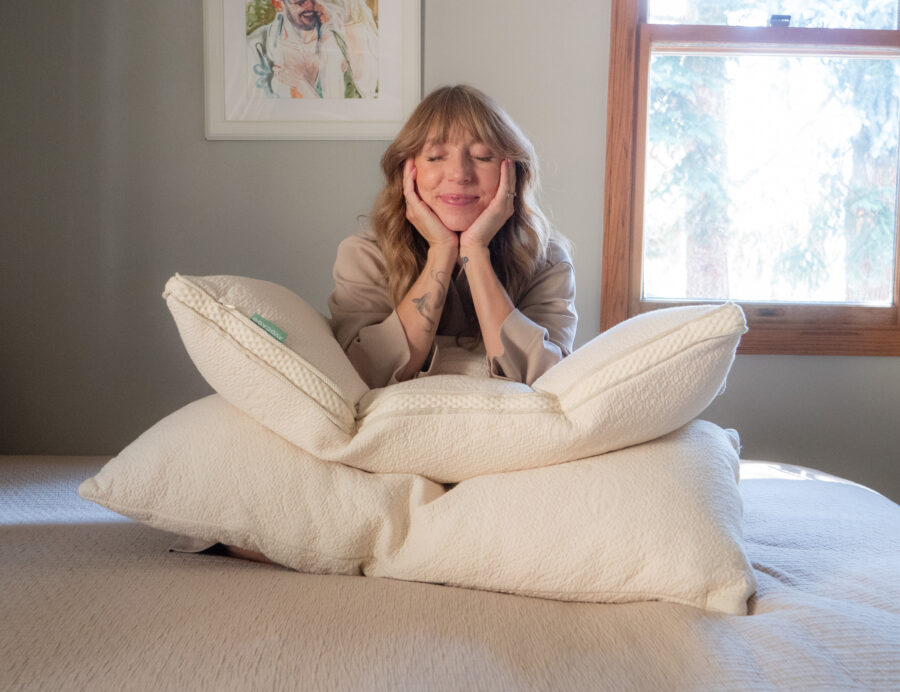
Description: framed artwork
203,0,421,139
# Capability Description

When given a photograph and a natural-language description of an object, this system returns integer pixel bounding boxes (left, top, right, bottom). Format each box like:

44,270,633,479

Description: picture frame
203,0,421,140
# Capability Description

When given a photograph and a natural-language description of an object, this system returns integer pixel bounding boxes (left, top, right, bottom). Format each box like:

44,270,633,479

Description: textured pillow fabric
79,395,756,614
165,274,746,483
164,274,368,451
531,303,746,448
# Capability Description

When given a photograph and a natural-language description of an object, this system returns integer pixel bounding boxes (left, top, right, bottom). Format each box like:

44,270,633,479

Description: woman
329,84,577,387
190,85,577,565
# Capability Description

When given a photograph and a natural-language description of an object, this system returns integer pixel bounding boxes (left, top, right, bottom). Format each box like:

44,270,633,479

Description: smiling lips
438,194,480,206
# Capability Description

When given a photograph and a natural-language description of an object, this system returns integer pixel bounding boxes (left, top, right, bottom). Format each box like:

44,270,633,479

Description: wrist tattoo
411,270,448,333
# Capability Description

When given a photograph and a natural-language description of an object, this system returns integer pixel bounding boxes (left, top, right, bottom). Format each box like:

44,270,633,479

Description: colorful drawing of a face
284,0,324,32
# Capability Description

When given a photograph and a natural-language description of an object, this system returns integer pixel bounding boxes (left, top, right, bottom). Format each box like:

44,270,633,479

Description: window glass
648,0,899,30
642,52,900,304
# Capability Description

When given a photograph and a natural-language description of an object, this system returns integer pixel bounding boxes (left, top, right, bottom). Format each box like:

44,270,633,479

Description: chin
438,214,478,233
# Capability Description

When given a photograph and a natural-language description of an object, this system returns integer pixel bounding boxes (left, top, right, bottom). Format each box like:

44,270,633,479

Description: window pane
642,53,900,304
648,0,899,29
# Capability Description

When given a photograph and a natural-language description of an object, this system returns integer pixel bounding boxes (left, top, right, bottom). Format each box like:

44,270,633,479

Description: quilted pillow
164,274,368,452
79,395,757,614
164,274,746,483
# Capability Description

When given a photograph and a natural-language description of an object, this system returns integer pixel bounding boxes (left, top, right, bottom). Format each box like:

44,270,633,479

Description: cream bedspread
2,455,899,690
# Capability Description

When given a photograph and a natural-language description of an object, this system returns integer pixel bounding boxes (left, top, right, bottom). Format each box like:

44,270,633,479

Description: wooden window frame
602,0,900,355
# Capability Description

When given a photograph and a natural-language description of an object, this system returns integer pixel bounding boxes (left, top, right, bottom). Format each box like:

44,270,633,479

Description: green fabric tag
251,313,287,342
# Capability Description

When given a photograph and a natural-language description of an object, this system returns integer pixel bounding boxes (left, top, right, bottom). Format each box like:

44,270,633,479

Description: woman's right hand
403,158,459,252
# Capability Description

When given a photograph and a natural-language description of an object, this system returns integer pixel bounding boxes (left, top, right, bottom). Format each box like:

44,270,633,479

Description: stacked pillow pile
80,274,757,614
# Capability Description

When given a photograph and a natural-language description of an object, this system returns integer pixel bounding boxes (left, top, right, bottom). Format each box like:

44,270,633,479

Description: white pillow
164,274,746,483
79,395,756,614
164,274,368,451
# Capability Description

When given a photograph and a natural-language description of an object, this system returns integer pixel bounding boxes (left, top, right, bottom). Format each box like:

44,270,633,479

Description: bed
5,279,899,689
2,453,898,690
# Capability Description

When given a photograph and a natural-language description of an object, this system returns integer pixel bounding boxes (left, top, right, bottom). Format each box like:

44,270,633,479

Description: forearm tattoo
411,270,448,333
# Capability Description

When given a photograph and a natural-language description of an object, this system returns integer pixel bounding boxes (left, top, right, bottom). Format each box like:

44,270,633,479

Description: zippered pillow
165,274,368,452
164,274,746,483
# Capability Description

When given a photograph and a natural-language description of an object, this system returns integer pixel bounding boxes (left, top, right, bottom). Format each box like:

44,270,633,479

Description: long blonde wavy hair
371,85,567,308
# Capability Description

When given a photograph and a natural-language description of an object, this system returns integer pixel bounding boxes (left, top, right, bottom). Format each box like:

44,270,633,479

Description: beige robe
328,227,578,388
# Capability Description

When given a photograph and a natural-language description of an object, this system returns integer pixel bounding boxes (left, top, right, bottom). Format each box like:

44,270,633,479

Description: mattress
2,455,899,690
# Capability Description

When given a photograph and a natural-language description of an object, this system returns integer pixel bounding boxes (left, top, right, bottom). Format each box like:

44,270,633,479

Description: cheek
413,164,441,196
483,166,502,194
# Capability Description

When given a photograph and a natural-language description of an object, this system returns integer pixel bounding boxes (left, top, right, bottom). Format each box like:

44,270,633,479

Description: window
602,0,900,354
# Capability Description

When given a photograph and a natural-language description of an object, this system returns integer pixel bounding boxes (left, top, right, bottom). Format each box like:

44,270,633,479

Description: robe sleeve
327,231,426,389
329,231,577,388
488,243,578,385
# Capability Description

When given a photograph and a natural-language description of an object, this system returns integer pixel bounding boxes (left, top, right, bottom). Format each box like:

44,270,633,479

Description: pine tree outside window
603,0,900,354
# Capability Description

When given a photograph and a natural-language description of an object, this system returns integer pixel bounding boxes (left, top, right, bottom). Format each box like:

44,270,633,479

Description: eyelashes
423,155,495,163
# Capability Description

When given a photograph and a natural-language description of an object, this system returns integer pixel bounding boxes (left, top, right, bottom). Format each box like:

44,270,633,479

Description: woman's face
412,132,503,232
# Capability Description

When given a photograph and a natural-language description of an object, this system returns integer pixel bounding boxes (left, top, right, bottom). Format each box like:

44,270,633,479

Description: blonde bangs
421,89,527,162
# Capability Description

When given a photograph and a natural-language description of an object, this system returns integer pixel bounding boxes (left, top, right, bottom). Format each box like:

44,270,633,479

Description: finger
503,158,517,201
403,158,414,187
503,159,518,214
488,159,510,208
403,160,418,202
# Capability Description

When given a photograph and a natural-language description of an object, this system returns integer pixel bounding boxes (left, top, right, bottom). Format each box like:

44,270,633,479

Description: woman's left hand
459,158,517,251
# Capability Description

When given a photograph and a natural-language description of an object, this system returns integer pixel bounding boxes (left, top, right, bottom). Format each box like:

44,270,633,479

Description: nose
447,152,474,184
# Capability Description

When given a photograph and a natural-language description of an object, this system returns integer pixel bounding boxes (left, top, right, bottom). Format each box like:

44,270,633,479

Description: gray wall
2,1,898,502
